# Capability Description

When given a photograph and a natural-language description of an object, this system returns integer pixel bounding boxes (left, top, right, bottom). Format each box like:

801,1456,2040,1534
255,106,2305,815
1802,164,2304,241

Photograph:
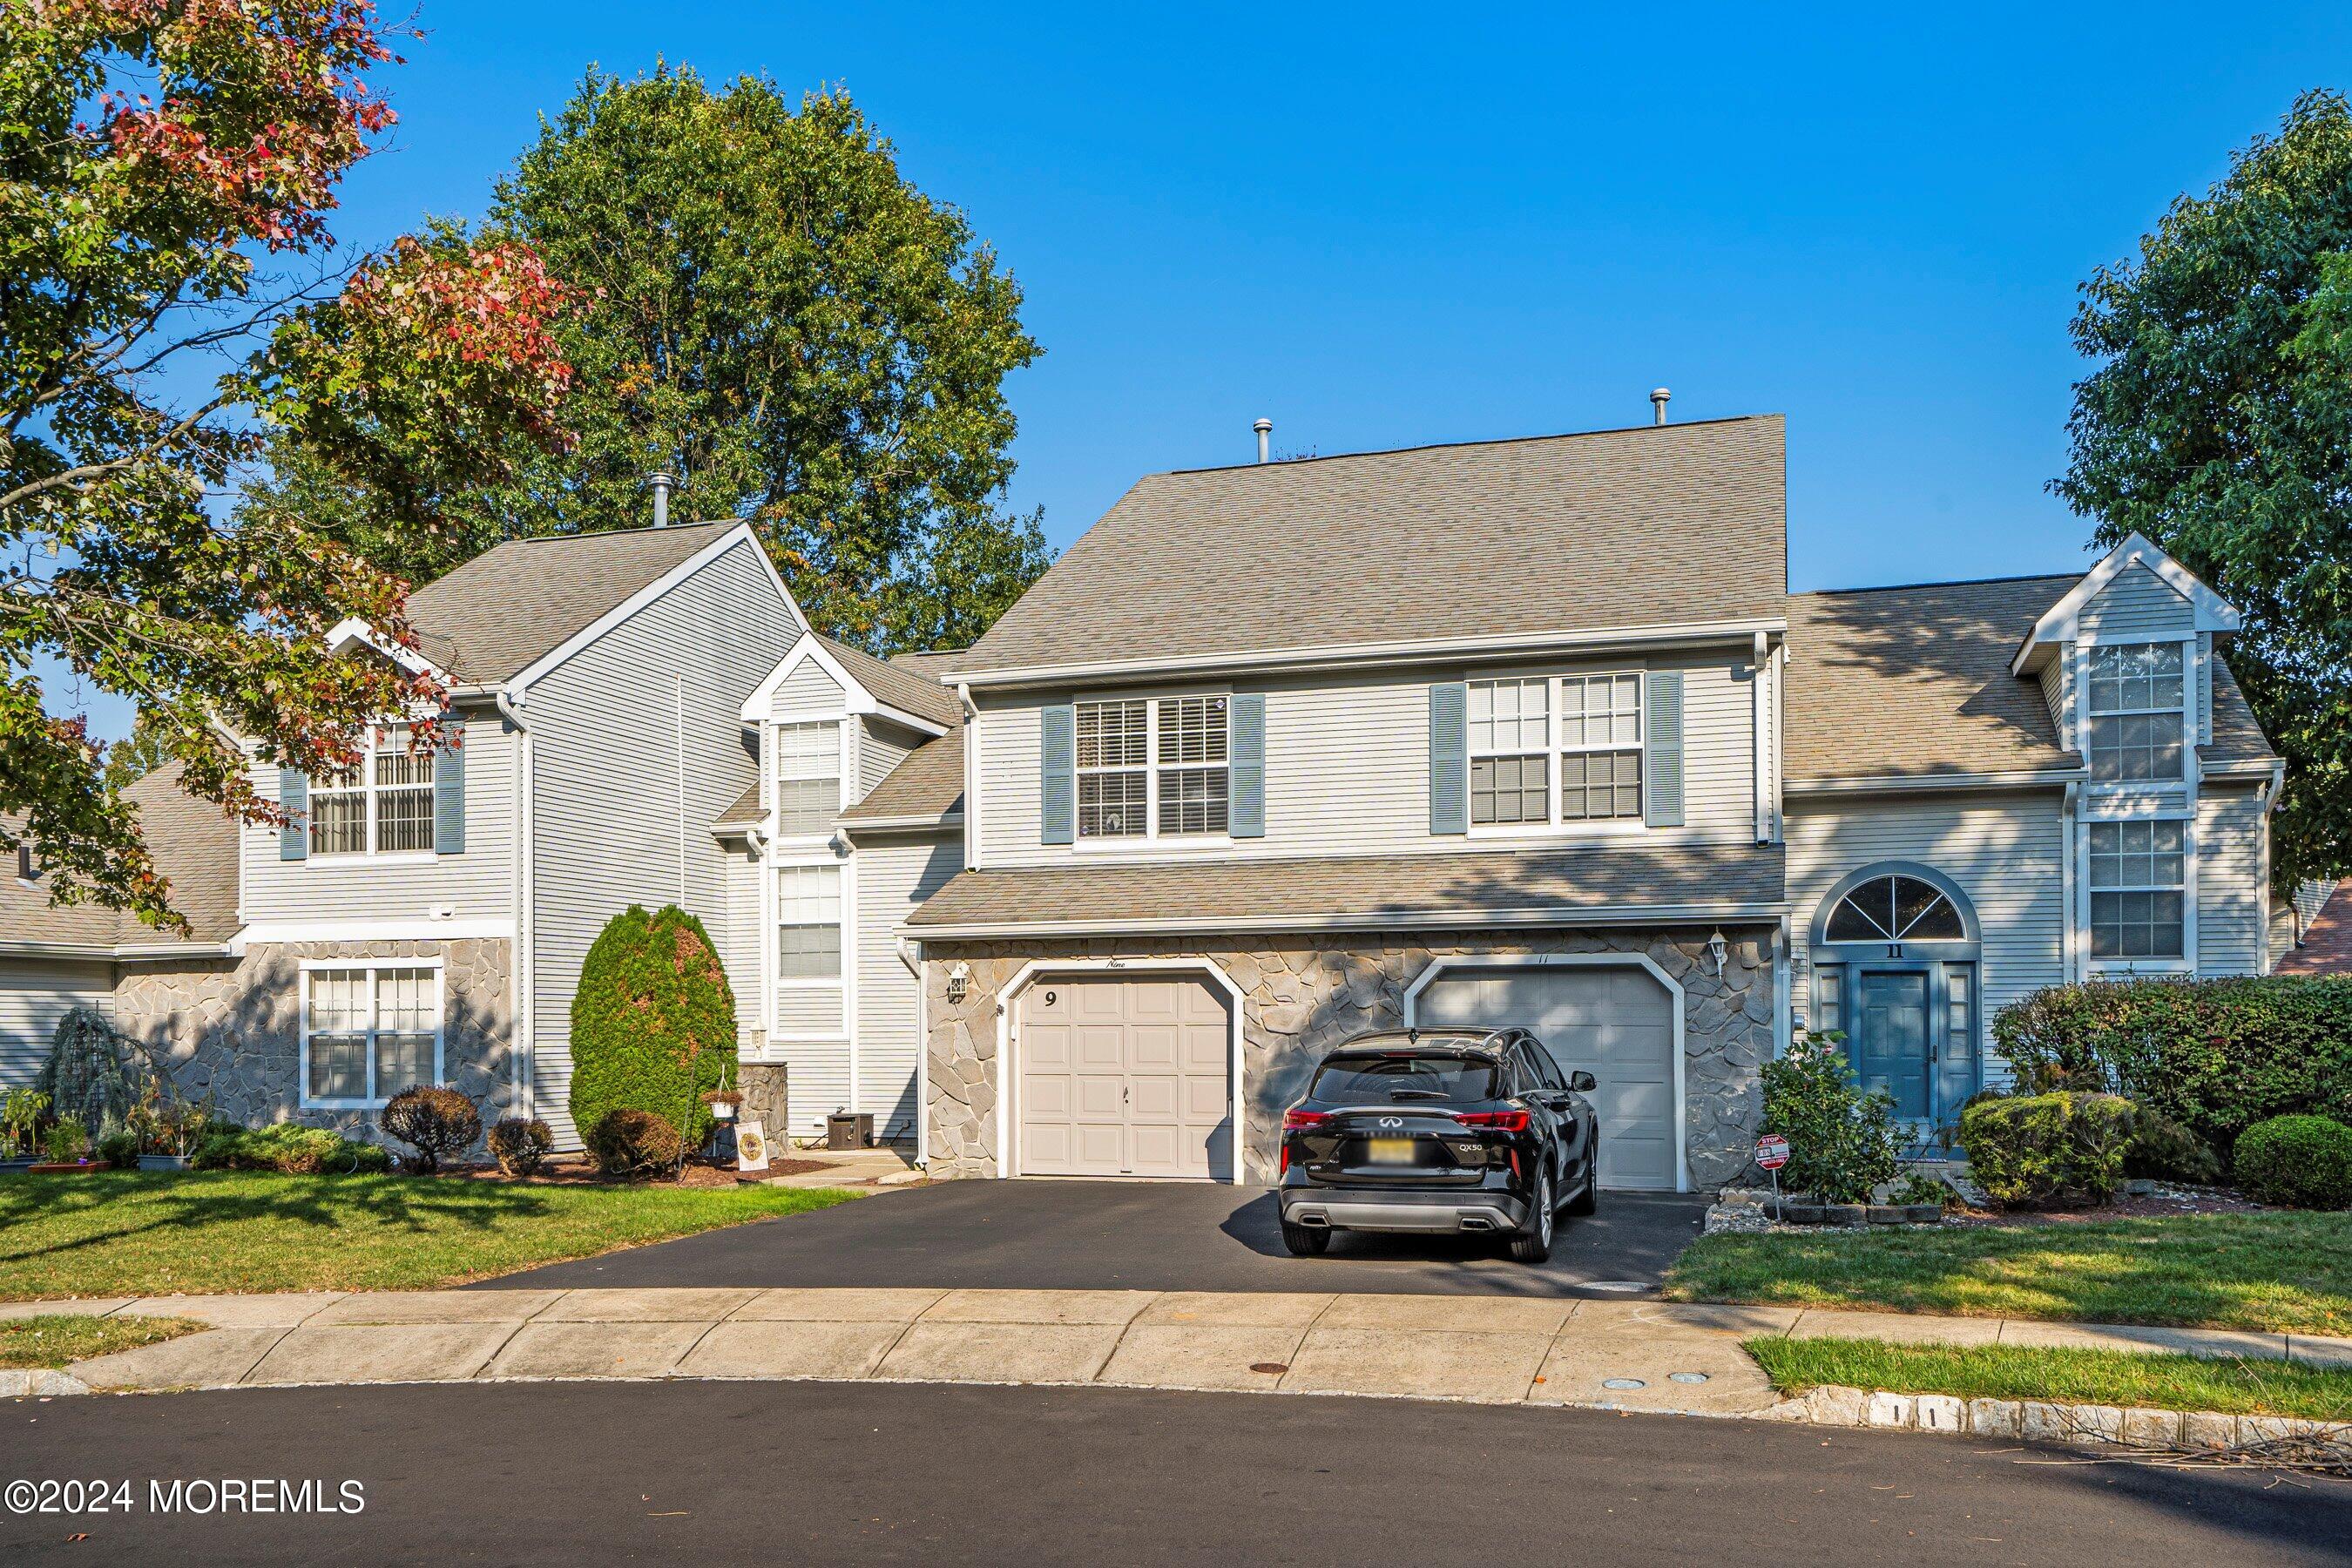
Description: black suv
1276,1029,1598,1263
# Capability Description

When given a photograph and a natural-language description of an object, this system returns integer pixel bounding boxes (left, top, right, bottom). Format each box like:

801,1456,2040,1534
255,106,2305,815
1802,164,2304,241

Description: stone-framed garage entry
921,927,1778,1188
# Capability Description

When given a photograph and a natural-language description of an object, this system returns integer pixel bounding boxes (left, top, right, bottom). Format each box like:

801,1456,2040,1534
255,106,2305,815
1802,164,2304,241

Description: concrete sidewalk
13,1288,2352,1413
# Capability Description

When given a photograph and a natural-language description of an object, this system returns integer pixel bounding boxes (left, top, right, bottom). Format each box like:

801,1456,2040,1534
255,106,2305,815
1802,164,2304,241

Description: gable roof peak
2009,532,2241,675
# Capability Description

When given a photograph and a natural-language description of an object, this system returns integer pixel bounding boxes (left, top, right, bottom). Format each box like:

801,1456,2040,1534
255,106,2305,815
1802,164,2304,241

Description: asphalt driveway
483,1180,1710,1297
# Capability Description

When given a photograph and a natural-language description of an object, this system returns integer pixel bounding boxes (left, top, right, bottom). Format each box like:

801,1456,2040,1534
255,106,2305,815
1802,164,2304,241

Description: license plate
1367,1137,1416,1165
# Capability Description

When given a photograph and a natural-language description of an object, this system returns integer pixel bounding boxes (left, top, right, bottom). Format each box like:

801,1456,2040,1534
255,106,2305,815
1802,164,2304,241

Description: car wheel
1509,1171,1554,1263
1281,1219,1332,1256
1565,1167,1598,1217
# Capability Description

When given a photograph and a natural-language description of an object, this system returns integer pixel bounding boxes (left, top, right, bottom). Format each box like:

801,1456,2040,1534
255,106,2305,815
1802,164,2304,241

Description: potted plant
139,1086,209,1173
0,1088,49,1173
30,1119,92,1173
700,1088,742,1122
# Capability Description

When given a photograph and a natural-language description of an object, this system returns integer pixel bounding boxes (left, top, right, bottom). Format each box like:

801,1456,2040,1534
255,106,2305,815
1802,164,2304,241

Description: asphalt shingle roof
840,727,963,824
814,635,962,729
959,416,1788,673
905,841,1785,933
0,763,240,949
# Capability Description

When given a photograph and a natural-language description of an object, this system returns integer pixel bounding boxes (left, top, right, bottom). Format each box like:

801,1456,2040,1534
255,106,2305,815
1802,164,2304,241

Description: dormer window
311,726,434,855
774,720,841,837
2086,644,2185,782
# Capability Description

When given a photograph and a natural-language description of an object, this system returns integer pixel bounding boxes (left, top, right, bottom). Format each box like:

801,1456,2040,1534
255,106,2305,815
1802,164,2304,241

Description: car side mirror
1569,1071,1597,1092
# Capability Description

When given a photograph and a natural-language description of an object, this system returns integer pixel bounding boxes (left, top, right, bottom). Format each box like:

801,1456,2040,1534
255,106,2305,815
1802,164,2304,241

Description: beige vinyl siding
856,718,923,807
2077,560,2193,639
2038,658,2068,737
770,661,844,721
2196,786,2268,977
721,841,764,1053
768,982,849,1137
853,833,963,1137
976,650,1758,865
1787,791,2067,1091
0,957,112,1086
525,538,801,1146
240,702,515,924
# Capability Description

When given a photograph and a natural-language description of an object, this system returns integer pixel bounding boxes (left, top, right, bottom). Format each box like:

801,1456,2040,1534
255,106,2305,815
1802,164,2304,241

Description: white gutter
0,939,235,961
840,813,965,833
902,902,1793,942
955,616,1791,690
1786,767,2087,797
956,682,980,872
496,689,534,1118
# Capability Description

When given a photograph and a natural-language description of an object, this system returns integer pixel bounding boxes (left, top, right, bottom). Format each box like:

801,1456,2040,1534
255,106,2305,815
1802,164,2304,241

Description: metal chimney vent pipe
646,470,678,527
1253,418,1273,463
1650,389,1672,426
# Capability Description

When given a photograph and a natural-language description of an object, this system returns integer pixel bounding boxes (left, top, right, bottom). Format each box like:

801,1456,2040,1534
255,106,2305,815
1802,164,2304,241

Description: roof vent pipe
1650,388,1672,426
646,470,678,527
1253,418,1273,463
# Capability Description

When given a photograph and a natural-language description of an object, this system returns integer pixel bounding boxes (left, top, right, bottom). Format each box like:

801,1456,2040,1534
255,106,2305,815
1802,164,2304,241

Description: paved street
486,1179,1712,1296
2,1380,2342,1565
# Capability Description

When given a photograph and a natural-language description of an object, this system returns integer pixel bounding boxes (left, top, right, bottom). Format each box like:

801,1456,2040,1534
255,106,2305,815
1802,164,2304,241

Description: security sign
1754,1133,1791,1171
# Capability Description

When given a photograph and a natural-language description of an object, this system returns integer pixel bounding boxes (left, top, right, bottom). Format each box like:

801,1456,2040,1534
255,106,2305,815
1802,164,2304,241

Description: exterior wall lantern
944,961,970,1006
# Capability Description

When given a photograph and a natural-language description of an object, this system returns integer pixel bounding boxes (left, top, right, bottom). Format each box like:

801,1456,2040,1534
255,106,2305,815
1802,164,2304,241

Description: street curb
0,1369,91,1397
1757,1382,2352,1454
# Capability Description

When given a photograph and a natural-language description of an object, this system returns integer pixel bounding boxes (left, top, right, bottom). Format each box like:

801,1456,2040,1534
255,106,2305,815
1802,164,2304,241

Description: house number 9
1044,989,1058,1006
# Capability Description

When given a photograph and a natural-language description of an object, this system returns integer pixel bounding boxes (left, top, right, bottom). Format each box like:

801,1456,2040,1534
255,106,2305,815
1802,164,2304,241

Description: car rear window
1308,1054,1502,1105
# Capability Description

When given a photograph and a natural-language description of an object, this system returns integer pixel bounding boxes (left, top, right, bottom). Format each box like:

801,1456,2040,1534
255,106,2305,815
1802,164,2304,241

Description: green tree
489,66,1048,652
3,1,575,929
2057,88,2352,889
568,904,735,1154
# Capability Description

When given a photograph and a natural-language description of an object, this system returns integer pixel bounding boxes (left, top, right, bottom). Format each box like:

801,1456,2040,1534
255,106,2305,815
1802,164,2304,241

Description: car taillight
1453,1110,1531,1132
1282,1109,1329,1132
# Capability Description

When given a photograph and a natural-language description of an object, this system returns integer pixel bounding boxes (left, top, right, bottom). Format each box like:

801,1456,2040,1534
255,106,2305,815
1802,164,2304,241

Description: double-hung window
774,721,841,837
2089,819,2186,960
309,725,436,856
302,963,440,1107
775,862,843,980
1469,672,1642,827
2086,644,2185,782
1074,695,1227,839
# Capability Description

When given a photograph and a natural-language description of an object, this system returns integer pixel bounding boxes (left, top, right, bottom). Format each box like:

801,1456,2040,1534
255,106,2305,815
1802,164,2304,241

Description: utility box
826,1112,874,1151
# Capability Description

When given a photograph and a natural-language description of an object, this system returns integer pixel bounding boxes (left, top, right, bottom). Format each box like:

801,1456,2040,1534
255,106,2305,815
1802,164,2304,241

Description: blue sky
42,3,2352,738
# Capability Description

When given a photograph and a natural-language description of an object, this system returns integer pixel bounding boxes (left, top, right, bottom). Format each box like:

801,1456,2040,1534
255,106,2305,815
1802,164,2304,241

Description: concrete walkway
13,1288,2352,1413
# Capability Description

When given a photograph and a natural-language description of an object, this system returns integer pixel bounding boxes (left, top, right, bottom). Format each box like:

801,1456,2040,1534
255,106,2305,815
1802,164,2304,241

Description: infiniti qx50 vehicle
1276,1029,1598,1263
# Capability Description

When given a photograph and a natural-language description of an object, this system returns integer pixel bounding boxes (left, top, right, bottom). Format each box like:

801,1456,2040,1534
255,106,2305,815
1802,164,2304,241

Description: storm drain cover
1584,1281,1647,1293
1669,1372,1710,1385
1600,1377,1646,1390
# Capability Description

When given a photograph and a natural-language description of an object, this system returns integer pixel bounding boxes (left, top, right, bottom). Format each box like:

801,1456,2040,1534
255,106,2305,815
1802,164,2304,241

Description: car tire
1509,1171,1555,1263
1565,1169,1598,1217
1280,1219,1332,1256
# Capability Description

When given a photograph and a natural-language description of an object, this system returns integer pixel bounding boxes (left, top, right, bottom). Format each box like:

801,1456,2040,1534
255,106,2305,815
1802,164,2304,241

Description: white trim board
1401,952,1692,1194
2011,533,2241,675
740,635,949,735
905,902,1791,942
233,917,513,950
1786,768,2085,797
991,957,1248,1184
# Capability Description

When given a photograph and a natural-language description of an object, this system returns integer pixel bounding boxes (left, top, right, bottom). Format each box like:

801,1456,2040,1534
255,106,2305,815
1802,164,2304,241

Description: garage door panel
1017,975,1233,1179
1417,963,1681,1192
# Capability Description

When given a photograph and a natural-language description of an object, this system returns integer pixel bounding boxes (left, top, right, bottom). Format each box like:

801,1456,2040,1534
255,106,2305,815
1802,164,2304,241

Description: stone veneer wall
920,927,1779,1187
111,939,513,1145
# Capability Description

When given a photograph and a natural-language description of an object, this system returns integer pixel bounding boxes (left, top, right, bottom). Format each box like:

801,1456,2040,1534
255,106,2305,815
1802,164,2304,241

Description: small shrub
379,1086,482,1173
1957,1092,2136,1208
2234,1115,2352,1209
1760,1034,1903,1204
96,1131,140,1168
2,1087,50,1155
2125,1104,2222,1186
585,1108,683,1178
487,1117,554,1178
568,904,735,1159
1889,1172,1953,1208
193,1124,391,1175
42,1121,88,1164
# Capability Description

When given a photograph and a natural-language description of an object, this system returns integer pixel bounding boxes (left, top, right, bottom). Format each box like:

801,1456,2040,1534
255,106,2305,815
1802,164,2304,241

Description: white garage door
1015,975,1232,1179
1416,963,1680,1191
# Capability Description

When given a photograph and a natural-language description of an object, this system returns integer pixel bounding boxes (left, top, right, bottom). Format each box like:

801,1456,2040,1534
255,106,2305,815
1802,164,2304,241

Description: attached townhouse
0,411,2302,1193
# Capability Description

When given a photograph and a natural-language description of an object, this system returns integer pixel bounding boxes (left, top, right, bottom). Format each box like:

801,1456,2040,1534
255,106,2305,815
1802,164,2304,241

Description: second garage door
1015,975,1232,1179
1415,962,1681,1191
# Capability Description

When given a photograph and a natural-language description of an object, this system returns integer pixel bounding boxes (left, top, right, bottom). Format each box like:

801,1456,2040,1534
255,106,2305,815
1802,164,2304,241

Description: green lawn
1665,1213,2352,1335
0,1315,202,1369
1746,1335,2352,1422
0,1172,862,1301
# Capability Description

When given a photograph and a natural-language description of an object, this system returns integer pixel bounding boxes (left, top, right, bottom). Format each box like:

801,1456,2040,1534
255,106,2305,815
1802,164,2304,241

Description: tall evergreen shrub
567,905,736,1153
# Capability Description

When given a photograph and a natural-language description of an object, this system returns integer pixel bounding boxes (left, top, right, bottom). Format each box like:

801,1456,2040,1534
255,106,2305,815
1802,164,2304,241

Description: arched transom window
1824,874,1966,943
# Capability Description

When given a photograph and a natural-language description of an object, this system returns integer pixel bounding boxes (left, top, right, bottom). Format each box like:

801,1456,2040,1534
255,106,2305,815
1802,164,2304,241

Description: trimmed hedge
585,1108,683,1178
193,1124,392,1174
567,905,735,1155
487,1117,554,1178
1993,977,2352,1155
380,1086,481,1173
1957,1092,2136,1208
2234,1115,2352,1209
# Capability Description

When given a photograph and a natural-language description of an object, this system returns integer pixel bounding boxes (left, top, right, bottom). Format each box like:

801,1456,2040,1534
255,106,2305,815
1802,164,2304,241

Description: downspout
2061,781,2078,986
496,690,533,1117
899,933,928,1168
956,681,980,870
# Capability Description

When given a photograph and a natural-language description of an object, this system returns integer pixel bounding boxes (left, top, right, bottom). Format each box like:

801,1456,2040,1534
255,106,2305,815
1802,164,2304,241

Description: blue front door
1854,970,1931,1121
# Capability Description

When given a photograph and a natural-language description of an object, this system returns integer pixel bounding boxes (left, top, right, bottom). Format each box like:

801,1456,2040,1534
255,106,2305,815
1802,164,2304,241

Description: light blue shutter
278,767,308,862
1228,693,1265,838
1644,668,1685,828
433,720,466,855
1429,683,1468,835
1040,703,1076,845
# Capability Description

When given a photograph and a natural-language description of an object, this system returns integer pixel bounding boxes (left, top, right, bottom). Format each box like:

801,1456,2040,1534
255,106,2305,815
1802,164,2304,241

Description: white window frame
2085,814,2191,970
307,723,437,863
296,957,444,1111
770,718,844,842
768,855,851,1040
1072,692,1233,846
2083,640,2191,786
1466,669,1647,839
